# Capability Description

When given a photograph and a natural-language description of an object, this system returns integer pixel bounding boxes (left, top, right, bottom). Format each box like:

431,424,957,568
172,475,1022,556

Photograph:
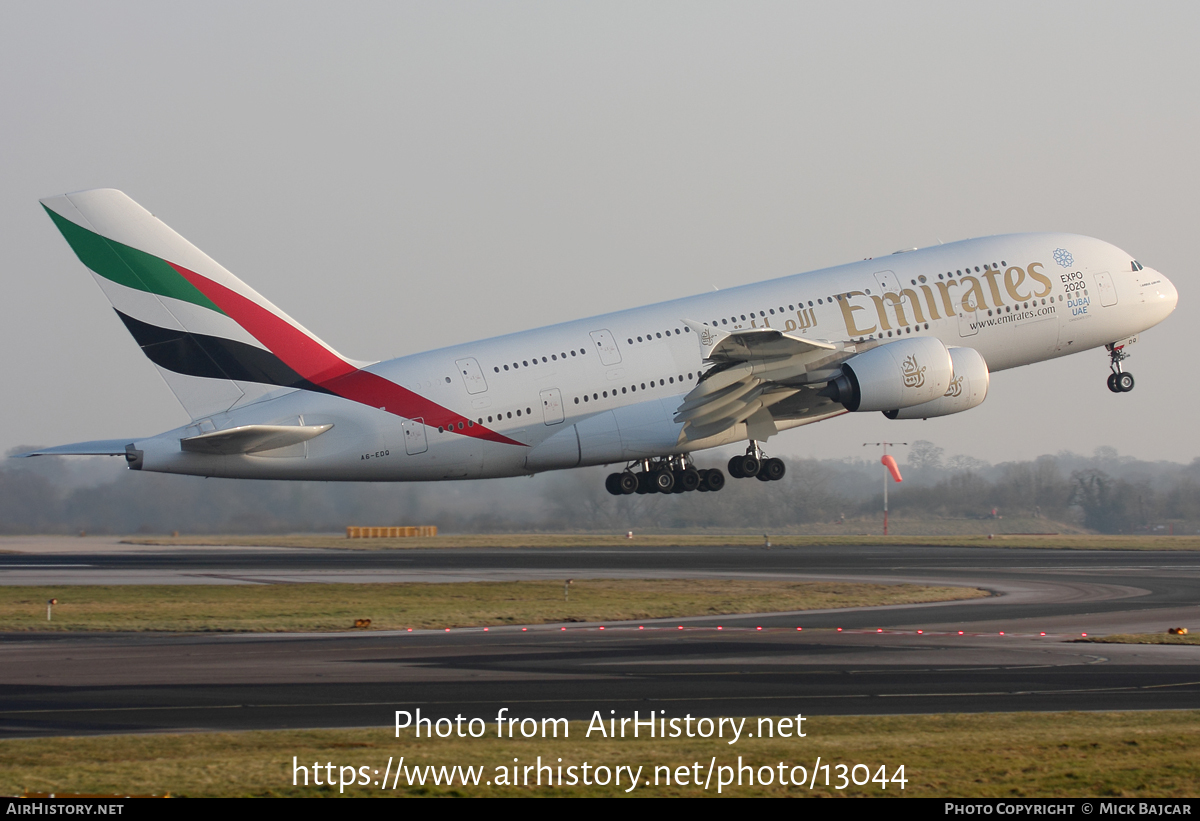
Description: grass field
1080,633,1200,646
0,580,987,632
2,711,1197,797
121,532,1200,551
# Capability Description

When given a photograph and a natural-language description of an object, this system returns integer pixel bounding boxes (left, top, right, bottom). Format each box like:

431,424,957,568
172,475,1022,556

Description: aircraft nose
1157,273,1179,316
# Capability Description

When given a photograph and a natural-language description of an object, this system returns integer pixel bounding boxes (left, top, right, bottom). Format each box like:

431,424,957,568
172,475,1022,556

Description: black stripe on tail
114,310,333,394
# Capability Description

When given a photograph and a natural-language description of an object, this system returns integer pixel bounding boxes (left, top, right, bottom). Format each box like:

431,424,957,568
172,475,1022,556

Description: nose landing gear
1106,343,1134,393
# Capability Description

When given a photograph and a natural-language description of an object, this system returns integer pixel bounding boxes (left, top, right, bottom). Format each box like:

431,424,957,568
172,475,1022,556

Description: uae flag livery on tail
40,189,518,445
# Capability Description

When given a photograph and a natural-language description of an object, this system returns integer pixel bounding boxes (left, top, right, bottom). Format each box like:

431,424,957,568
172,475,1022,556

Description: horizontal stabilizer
180,423,333,456
15,439,135,457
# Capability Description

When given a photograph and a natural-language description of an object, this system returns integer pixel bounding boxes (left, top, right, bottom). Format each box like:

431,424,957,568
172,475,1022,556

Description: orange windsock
881,454,903,483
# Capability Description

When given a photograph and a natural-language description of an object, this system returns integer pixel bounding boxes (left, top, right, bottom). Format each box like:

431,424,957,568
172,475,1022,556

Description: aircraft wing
676,320,847,441
684,320,837,361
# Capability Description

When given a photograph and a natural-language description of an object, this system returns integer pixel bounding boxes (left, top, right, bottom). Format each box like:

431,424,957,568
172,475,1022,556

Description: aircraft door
455,357,488,394
873,270,899,294
402,418,428,455
589,329,622,366
957,308,978,337
1093,272,1117,307
540,388,565,425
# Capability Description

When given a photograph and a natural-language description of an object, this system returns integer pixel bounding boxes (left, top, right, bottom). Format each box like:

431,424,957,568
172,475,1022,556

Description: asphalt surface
2,541,1199,738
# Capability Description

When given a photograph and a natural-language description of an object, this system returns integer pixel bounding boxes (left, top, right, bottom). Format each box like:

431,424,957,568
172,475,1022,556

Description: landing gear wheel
737,454,761,478
1107,373,1121,393
617,472,639,495
652,469,675,493
678,469,701,492
756,469,772,482
762,457,786,481
636,472,652,494
727,455,744,478
671,470,687,493
605,473,623,496
703,468,726,492
1116,372,1135,392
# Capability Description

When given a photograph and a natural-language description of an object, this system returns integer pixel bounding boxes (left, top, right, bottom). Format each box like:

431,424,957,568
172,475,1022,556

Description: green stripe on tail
44,205,224,314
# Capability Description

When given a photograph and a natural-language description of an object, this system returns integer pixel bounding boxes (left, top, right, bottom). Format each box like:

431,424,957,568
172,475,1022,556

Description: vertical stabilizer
40,189,366,419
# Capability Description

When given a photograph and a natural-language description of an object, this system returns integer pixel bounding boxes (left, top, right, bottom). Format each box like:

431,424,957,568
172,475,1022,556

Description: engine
822,336,954,412
883,346,989,419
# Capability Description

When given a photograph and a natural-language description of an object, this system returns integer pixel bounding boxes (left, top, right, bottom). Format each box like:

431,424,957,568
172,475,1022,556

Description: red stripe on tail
169,262,523,447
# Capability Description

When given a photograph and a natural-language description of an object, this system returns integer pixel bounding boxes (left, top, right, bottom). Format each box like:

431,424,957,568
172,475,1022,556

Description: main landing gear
604,444,788,496
727,442,786,483
1106,343,1135,393
605,455,726,496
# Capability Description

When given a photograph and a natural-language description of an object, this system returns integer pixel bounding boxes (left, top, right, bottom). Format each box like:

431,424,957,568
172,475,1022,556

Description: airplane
22,189,1178,496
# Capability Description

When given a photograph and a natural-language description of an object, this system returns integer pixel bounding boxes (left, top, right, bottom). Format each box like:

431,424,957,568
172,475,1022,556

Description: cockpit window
1132,260,1144,271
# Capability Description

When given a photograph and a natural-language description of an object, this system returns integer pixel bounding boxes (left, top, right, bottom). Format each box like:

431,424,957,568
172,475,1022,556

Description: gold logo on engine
901,354,926,388
944,375,963,397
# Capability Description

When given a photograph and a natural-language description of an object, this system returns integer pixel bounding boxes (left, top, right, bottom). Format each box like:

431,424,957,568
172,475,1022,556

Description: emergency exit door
540,388,564,425
402,418,428,454
589,329,622,366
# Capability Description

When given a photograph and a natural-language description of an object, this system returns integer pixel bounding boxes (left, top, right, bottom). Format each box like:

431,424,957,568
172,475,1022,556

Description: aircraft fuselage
128,232,1177,481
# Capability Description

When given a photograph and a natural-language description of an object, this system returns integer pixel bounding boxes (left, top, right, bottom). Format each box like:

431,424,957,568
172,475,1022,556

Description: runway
2,539,1199,738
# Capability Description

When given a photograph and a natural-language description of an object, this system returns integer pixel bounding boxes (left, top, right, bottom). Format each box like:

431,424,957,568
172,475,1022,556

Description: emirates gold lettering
838,293,876,336
933,280,959,315
786,307,818,332
833,260,1054,338
868,295,894,331
899,289,927,323
1027,262,1053,298
959,276,989,312
980,268,1005,306
882,293,912,326
1004,266,1030,301
918,284,942,320
901,354,926,388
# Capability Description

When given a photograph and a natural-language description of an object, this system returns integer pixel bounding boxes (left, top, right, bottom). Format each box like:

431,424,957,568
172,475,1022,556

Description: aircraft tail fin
40,189,366,419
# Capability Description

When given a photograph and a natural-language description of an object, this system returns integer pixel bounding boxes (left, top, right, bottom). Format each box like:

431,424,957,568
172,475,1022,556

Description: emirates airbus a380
23,189,1178,496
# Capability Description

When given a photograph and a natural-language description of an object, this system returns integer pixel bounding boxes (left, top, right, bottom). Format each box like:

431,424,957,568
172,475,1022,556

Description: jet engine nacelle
822,336,953,412
883,346,990,419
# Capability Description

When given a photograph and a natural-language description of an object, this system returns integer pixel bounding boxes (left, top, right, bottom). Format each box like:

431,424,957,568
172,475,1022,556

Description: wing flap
677,318,847,440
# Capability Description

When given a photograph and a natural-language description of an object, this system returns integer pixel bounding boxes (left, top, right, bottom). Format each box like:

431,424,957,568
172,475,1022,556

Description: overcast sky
2,1,1195,468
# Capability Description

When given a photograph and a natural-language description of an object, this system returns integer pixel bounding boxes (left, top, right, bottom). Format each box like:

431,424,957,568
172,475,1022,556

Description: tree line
2,442,1198,535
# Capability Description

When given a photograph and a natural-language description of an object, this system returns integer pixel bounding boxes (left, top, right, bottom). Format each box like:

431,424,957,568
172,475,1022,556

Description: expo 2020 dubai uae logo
1053,248,1074,268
